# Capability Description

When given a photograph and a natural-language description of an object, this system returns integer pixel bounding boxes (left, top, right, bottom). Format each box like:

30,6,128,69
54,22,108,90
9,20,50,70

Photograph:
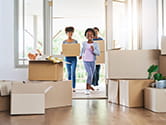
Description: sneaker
85,90,90,95
72,88,76,92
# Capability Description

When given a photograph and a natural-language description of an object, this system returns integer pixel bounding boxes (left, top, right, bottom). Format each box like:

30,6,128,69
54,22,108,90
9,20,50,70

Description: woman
79,28,100,94
63,26,78,92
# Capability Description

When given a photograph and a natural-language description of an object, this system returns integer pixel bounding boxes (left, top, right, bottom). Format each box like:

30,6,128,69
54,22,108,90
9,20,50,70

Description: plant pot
156,80,166,88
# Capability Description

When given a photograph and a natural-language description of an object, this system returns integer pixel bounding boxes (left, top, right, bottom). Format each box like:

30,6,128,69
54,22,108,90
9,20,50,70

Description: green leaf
147,65,159,79
147,65,158,73
153,73,164,81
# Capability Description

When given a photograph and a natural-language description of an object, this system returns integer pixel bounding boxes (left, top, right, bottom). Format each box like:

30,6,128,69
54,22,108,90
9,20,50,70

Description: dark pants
92,65,101,86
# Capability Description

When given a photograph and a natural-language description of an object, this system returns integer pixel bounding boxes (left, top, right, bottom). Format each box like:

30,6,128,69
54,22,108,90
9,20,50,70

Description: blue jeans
65,57,77,88
84,61,95,85
92,65,101,86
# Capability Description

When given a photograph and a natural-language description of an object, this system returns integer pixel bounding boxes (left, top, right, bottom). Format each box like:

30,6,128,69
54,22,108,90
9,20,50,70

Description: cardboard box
94,40,105,51
0,81,12,96
108,80,119,104
27,80,72,109
0,96,10,111
11,84,50,115
144,87,166,112
62,44,80,57
108,50,160,79
96,51,105,64
159,56,166,77
161,36,166,55
119,80,154,107
28,60,63,81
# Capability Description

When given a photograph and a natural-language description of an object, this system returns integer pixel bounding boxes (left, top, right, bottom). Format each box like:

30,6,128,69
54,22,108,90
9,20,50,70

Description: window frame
14,0,50,68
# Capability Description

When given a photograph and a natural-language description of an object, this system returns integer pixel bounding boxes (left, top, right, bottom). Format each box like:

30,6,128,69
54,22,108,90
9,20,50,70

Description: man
92,27,104,88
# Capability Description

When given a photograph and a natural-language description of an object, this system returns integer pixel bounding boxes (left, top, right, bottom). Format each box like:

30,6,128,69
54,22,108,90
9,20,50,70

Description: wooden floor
0,100,166,125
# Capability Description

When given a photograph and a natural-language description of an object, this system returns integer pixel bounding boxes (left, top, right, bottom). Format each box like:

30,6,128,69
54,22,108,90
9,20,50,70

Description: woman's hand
79,56,82,60
91,46,94,51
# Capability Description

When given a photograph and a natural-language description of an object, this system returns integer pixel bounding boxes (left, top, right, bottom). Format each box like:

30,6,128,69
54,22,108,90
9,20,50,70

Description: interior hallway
0,100,166,125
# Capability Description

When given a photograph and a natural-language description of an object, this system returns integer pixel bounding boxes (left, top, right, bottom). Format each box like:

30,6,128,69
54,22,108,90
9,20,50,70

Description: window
158,0,166,49
107,0,141,50
14,0,44,67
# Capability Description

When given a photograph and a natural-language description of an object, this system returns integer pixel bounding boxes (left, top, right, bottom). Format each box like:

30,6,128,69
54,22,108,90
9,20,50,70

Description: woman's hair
93,27,99,32
84,28,96,36
65,26,74,33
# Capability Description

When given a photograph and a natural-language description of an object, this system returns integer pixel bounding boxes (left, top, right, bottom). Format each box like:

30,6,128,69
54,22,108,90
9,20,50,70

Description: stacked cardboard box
107,50,160,107
107,79,154,107
27,80,72,109
11,83,48,115
0,81,11,111
144,87,166,112
10,80,72,115
95,40,105,64
108,79,119,104
119,80,153,107
107,50,160,79
0,96,10,111
28,60,63,81
62,43,80,57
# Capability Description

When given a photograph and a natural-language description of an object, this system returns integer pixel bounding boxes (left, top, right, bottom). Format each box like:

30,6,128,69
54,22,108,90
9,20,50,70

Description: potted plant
147,65,166,88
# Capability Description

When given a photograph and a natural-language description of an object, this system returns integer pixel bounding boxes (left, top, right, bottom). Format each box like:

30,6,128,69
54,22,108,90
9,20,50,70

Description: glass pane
158,0,163,49
164,0,166,35
112,1,129,49
18,0,24,60
23,0,44,58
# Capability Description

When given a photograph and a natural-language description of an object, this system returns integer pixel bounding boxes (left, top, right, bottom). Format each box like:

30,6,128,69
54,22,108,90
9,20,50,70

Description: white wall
0,0,28,81
141,0,158,49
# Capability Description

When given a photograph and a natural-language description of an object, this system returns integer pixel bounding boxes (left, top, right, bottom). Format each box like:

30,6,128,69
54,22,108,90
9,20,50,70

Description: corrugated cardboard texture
0,96,10,111
96,51,105,64
108,50,160,79
94,40,105,51
28,61,63,81
159,56,166,77
108,80,119,104
144,87,166,112
161,36,166,55
62,44,80,57
119,80,154,107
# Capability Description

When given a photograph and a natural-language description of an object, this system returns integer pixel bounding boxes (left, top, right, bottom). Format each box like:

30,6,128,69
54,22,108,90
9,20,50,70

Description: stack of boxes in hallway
10,44,81,115
107,49,161,108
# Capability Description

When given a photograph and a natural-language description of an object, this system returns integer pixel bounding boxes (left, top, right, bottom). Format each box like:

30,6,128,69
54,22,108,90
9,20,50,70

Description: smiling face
86,31,94,41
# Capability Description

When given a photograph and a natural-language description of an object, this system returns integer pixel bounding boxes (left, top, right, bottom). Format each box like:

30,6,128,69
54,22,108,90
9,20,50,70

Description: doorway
51,0,106,99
